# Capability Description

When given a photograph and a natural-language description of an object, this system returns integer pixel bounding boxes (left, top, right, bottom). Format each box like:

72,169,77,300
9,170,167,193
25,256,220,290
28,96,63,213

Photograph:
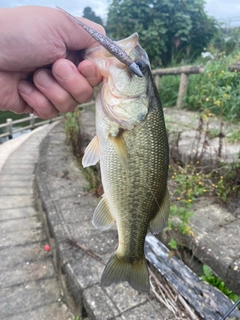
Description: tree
106,0,217,67
83,7,103,25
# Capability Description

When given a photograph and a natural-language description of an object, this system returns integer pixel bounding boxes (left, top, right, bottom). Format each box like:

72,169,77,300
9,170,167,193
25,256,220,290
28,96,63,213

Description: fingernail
18,82,33,95
80,65,97,79
54,62,74,80
35,70,51,88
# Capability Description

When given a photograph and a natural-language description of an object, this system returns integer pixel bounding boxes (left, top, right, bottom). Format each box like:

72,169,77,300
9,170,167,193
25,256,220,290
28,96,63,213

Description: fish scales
98,105,168,256
83,33,169,293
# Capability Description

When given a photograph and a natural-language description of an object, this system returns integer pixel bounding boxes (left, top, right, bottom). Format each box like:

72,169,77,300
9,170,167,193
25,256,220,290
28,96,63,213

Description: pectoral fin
92,195,115,231
82,135,100,168
150,188,170,234
109,134,128,170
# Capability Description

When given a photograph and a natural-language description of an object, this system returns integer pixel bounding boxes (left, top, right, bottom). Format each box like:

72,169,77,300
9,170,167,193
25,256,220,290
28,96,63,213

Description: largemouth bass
82,33,169,293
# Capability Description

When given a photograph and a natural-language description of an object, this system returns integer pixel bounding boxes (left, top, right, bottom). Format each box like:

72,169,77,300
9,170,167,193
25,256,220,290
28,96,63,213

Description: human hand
0,6,104,118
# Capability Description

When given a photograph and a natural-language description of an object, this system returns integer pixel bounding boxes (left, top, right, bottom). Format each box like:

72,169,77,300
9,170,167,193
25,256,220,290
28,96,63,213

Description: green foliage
185,50,240,121
106,0,217,67
83,7,103,25
159,75,180,108
201,265,240,305
228,128,240,143
64,110,83,159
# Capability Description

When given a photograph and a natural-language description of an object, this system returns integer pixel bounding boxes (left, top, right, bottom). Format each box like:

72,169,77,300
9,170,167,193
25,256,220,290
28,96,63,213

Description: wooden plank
145,234,240,320
152,65,204,76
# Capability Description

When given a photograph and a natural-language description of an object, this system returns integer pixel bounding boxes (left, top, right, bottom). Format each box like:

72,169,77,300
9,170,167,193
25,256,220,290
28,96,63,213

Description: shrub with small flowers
159,49,240,121
185,50,240,121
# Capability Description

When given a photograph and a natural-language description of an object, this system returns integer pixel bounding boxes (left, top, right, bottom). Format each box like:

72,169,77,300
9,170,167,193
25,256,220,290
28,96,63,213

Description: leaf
203,264,212,278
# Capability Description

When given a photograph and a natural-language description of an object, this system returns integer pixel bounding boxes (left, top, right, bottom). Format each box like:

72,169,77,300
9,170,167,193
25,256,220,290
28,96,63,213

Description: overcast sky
0,0,240,27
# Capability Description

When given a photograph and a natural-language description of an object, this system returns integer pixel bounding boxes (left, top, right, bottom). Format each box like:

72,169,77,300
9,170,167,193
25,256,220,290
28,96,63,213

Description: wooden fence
152,65,204,108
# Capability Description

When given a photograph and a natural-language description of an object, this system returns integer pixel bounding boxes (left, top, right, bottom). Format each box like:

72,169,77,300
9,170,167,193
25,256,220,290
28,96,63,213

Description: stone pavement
1,110,240,320
35,110,240,320
0,124,72,320
163,108,240,296
35,116,176,320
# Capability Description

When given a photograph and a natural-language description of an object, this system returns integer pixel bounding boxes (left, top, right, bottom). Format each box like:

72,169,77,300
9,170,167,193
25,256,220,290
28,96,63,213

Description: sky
0,0,240,27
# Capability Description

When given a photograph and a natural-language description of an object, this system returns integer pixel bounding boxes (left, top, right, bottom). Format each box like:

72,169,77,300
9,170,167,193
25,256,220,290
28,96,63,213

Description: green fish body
83,33,169,293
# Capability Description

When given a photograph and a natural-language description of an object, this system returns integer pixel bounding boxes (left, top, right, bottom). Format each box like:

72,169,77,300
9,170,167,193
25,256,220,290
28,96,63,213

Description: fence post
154,74,160,89
30,114,35,130
7,118,13,139
176,73,189,108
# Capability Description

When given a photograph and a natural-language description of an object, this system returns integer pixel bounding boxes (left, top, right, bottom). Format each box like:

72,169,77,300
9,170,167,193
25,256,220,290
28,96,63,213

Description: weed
201,265,240,307
64,109,103,196
227,127,240,143
165,114,240,249
64,110,83,159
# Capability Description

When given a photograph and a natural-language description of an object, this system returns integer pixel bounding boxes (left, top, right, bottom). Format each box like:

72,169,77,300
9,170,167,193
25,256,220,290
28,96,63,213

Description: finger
33,68,78,113
52,59,96,103
18,81,59,119
78,60,102,88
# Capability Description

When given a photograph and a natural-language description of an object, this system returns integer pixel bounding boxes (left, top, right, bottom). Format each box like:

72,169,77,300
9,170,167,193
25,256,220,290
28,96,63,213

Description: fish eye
135,59,146,71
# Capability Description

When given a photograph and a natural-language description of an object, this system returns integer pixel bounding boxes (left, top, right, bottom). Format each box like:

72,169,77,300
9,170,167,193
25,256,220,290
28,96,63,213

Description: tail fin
101,253,150,293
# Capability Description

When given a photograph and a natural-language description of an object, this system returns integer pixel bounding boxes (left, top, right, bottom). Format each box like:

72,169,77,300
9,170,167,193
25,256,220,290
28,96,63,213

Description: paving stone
0,216,42,234
83,285,120,320
0,258,55,288
64,254,104,290
0,174,32,181
0,187,33,195
191,203,235,232
51,219,117,255
0,278,61,318
105,283,147,313
0,207,36,220
0,179,33,188
0,195,34,209
0,226,46,248
119,301,173,320
5,302,70,320
2,165,35,175
0,242,49,270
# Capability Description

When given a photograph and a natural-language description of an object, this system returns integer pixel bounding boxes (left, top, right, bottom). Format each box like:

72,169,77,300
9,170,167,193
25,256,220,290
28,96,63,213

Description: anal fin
92,195,115,231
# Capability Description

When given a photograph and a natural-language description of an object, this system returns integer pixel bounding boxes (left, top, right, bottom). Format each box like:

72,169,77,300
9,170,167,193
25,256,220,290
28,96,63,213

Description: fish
82,33,170,293
57,6,169,293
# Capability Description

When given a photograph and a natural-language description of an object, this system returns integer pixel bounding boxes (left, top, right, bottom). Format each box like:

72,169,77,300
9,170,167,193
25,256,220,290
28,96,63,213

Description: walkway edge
0,123,59,172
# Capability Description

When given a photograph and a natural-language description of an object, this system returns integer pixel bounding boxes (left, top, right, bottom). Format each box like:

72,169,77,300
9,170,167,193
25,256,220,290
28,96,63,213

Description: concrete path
0,124,72,320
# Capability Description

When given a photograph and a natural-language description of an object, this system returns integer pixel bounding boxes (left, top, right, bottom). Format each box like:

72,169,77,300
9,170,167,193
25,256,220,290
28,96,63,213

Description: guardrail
152,65,204,109
0,114,63,140
0,101,94,142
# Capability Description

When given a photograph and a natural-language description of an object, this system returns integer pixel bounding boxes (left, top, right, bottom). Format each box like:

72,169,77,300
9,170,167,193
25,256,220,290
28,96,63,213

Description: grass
201,265,240,307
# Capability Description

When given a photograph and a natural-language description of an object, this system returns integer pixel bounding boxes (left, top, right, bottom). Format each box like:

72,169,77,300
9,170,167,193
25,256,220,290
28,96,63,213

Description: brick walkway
0,124,71,320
